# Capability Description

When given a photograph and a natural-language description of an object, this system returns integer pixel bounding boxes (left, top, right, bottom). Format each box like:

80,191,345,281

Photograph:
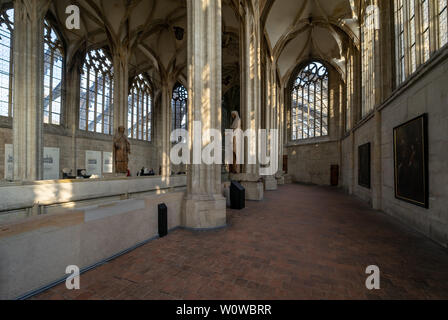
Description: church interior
0,0,448,300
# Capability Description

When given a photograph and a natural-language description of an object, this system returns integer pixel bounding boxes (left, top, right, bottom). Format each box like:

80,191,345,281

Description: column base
284,174,293,184
240,181,264,201
263,175,278,191
276,176,285,185
183,195,227,230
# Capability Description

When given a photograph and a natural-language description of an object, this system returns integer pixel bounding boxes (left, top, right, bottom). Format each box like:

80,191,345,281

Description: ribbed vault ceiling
49,0,187,87
262,0,361,83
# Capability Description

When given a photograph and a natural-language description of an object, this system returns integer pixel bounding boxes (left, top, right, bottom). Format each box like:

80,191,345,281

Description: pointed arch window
79,49,114,134
394,0,447,86
291,62,329,141
438,0,448,48
128,74,152,141
361,4,378,116
172,83,188,130
43,20,64,125
0,8,14,118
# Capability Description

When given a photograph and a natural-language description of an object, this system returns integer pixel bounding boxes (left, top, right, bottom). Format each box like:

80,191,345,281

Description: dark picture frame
393,114,429,209
358,143,371,189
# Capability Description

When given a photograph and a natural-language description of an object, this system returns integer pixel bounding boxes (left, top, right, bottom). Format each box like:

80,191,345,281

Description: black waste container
230,181,245,210
158,203,168,238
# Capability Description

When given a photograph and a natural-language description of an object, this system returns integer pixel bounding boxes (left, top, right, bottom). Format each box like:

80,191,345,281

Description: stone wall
0,126,160,181
287,141,340,186
380,55,448,247
353,117,375,204
0,190,186,300
341,50,448,248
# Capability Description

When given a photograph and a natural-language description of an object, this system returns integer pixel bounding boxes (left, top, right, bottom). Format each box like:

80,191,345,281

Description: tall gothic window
395,0,406,84
172,83,188,130
0,8,13,118
394,0,448,86
291,62,329,141
128,74,152,141
420,0,430,63
43,20,63,125
79,49,114,134
439,0,448,48
361,4,378,117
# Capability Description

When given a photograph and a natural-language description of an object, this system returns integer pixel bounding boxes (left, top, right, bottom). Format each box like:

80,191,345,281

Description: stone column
263,58,278,191
12,0,49,181
183,0,226,229
276,82,286,185
237,1,264,200
372,110,382,210
160,83,172,179
65,60,82,175
112,51,129,133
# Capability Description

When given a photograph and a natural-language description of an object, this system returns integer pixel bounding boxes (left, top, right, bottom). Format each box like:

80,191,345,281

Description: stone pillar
237,1,264,200
112,51,129,133
12,0,49,181
183,0,226,230
160,83,172,179
276,82,286,185
65,60,82,175
372,110,382,210
263,59,278,191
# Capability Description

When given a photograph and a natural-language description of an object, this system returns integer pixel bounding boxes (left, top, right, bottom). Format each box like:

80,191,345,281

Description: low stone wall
0,191,185,300
0,175,187,222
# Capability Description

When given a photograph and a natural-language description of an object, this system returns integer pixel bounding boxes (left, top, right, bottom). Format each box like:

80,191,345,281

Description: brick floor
33,184,448,300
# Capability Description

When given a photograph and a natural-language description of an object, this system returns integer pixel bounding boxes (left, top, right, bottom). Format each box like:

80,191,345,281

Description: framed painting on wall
393,114,429,209
358,143,371,189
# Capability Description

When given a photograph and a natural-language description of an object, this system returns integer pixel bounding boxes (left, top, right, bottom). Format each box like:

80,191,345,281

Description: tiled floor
33,184,448,300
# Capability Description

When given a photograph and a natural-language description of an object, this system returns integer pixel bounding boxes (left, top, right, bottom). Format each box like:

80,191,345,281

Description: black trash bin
158,203,168,238
230,181,245,210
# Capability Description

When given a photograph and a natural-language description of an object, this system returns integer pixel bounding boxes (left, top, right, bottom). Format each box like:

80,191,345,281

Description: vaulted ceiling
262,0,361,84
49,0,187,88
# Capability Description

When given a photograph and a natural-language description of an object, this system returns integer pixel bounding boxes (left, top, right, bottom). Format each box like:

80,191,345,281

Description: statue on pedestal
230,111,241,174
113,126,131,174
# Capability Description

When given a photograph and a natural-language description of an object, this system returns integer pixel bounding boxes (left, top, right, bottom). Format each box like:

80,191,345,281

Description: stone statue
113,126,131,174
230,111,241,174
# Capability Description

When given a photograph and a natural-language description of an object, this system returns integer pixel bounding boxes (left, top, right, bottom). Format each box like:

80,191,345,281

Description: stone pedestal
222,182,231,208
263,175,278,191
184,196,227,229
230,173,264,201
240,181,264,201
276,176,285,185
284,174,293,184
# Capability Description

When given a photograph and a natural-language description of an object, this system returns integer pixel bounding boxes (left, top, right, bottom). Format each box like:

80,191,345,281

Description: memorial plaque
43,147,60,180
103,152,113,173
4,144,13,180
86,151,102,177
